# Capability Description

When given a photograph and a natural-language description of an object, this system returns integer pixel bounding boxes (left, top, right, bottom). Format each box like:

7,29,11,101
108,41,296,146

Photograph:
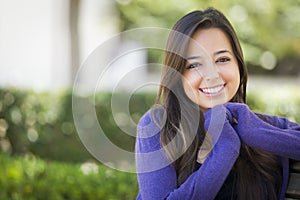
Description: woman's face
182,28,240,110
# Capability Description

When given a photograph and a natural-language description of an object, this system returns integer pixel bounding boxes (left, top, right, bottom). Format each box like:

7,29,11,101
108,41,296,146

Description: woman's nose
202,61,220,80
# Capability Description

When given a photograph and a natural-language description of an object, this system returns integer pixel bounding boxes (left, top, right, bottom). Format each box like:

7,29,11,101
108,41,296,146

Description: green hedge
0,87,299,163
0,88,91,162
0,154,138,200
0,88,156,162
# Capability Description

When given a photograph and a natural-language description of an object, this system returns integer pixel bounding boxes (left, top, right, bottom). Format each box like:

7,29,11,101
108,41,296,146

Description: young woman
135,8,300,200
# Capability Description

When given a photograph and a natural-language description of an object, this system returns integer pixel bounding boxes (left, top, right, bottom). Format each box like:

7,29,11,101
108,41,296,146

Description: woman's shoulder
136,105,166,150
138,105,166,130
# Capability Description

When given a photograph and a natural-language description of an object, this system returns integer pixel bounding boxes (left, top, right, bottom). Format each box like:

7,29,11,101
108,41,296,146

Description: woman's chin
200,100,227,111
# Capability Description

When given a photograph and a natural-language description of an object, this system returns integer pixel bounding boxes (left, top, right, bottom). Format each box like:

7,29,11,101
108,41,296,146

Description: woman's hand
224,103,257,137
204,105,240,152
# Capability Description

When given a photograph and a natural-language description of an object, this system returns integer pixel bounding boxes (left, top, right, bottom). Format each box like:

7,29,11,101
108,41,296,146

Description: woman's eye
216,57,230,63
186,63,202,69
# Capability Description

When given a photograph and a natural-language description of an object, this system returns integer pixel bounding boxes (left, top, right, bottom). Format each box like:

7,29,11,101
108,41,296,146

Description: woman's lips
199,84,226,96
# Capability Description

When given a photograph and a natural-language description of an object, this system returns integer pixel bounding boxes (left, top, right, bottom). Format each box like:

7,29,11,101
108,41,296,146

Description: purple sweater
135,105,300,200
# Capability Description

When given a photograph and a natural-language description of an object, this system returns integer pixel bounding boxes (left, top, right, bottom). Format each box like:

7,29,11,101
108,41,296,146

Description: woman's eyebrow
214,49,232,55
187,50,232,60
186,55,201,60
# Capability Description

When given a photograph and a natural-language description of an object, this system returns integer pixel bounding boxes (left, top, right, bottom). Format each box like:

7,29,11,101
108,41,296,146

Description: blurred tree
116,0,300,74
69,0,80,82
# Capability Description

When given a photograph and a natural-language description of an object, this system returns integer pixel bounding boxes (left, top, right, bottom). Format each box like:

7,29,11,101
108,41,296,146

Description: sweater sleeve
135,108,240,200
263,114,300,131
226,103,300,160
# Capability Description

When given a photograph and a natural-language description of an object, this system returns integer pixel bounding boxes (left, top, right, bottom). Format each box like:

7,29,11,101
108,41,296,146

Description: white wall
0,0,70,91
0,0,128,92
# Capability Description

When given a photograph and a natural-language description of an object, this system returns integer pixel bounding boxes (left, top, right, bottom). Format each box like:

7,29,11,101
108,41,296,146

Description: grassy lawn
0,154,139,200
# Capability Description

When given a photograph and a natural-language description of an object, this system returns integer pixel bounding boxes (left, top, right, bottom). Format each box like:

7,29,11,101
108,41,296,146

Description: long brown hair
156,8,282,199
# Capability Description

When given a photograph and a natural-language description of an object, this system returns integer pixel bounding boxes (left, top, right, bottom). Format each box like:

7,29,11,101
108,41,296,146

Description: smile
200,84,225,96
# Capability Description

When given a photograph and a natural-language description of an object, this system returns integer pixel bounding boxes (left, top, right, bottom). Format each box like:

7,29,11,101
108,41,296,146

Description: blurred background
0,0,299,199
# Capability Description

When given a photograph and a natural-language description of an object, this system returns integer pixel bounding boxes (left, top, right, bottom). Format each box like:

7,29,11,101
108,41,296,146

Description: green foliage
0,154,138,200
116,0,300,70
0,88,92,162
247,86,300,123
0,88,156,162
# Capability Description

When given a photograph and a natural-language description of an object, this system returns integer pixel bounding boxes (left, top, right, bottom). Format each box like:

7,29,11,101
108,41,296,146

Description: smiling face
182,28,240,110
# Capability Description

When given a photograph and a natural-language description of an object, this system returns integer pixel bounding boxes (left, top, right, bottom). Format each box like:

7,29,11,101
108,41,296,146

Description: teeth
202,85,224,94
